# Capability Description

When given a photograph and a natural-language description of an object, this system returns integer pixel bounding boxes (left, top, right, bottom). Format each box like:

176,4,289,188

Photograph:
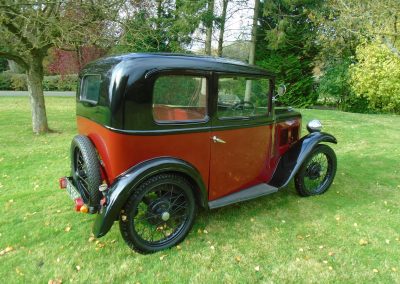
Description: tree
0,1,122,134
245,0,260,101
114,0,207,53
256,0,320,107
217,0,229,56
204,0,215,55
314,0,400,58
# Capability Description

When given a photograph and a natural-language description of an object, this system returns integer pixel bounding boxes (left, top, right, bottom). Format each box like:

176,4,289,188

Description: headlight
307,119,322,133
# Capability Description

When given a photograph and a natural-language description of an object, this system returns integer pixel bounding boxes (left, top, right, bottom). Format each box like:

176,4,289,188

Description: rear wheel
70,135,102,211
119,173,196,254
294,144,337,197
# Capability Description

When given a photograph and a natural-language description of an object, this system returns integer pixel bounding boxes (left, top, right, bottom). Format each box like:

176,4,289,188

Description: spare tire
70,135,102,212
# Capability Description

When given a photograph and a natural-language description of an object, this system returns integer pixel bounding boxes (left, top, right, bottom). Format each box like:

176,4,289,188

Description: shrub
0,73,78,91
0,72,13,90
350,41,400,113
11,73,28,90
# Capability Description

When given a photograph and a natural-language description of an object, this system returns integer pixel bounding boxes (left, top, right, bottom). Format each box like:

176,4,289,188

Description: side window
218,76,270,119
80,75,101,104
153,75,208,123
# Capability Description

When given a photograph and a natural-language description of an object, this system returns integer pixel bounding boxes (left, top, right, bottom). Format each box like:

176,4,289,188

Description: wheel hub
147,199,171,224
161,212,170,221
307,162,322,180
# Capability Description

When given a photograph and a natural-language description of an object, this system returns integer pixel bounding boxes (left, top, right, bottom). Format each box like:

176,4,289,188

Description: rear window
80,75,101,103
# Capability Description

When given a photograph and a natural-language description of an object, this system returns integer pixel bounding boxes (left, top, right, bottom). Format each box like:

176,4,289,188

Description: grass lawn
0,96,399,283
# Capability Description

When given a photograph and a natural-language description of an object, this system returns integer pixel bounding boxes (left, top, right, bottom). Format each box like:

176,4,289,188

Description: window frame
151,72,210,125
79,74,102,105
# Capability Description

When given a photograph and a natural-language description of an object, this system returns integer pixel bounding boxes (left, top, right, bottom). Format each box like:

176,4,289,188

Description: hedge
0,72,78,91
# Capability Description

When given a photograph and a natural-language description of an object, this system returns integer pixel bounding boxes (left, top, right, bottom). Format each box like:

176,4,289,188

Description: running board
208,183,278,209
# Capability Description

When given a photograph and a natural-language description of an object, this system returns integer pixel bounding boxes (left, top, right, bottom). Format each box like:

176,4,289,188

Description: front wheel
119,173,197,254
294,144,337,197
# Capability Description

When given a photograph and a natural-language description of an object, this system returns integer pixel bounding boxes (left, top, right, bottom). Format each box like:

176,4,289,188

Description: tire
119,173,197,254
70,135,102,211
294,144,337,197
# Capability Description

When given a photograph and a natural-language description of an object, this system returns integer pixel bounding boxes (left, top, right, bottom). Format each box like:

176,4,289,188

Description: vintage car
59,53,337,254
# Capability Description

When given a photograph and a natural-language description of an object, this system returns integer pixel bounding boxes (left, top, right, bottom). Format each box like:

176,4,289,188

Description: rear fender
93,157,207,238
269,132,337,188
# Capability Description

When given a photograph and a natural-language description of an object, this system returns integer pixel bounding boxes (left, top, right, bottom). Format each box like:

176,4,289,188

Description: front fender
269,132,337,188
93,157,207,238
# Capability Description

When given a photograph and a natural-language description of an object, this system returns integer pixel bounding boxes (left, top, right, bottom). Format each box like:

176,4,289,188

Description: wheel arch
269,132,337,188
93,157,208,238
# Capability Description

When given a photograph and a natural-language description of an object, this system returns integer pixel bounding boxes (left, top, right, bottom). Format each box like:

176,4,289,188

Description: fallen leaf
335,216,340,221
359,239,369,246
235,256,241,262
328,266,333,271
255,265,260,272
328,252,335,256
319,245,324,249
250,218,255,222
299,248,304,252
88,236,96,242
373,269,379,273
354,223,358,227
323,260,328,264
56,210,61,213
296,258,300,262
281,220,286,223
176,245,182,250
203,229,208,234
0,246,14,256
75,265,81,271
9,199,14,203
64,226,71,232
48,279,62,284
392,267,397,272
159,255,167,261
385,239,390,244
57,258,60,263
210,245,215,250
15,268,24,276
197,229,202,234
121,215,127,222
296,235,304,240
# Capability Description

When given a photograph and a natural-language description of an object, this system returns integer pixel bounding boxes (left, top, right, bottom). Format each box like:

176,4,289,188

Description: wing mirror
273,84,286,101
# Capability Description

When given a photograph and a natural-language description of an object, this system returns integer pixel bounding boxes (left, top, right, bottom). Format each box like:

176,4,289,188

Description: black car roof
82,53,275,77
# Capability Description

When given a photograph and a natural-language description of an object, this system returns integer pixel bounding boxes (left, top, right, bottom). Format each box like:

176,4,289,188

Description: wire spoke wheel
70,135,102,209
295,144,337,197
119,174,196,254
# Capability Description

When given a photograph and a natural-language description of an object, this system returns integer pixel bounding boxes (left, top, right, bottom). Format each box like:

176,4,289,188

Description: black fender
93,157,208,238
269,132,337,188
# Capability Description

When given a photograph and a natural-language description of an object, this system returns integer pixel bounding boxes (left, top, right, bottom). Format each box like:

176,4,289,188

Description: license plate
66,177,82,200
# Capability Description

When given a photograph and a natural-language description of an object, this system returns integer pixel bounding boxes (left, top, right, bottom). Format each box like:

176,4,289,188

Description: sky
191,0,255,52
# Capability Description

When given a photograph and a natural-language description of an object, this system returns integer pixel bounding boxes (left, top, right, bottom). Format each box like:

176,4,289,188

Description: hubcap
161,212,170,221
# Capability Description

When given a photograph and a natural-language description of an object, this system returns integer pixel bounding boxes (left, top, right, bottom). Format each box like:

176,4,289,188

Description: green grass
0,97,399,283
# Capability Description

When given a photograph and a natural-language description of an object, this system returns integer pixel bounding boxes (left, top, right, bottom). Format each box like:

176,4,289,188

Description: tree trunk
217,0,229,57
245,0,260,101
27,56,49,134
205,0,215,55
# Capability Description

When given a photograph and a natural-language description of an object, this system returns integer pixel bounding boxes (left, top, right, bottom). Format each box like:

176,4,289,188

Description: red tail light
74,198,84,211
59,177,67,189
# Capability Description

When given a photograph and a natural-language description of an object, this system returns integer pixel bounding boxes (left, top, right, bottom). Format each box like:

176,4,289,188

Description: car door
209,74,274,201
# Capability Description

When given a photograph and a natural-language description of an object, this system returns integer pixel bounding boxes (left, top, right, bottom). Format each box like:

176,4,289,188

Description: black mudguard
93,157,207,238
269,132,337,188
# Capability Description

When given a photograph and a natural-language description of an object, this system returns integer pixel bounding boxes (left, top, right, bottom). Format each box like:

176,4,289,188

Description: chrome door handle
212,136,226,144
